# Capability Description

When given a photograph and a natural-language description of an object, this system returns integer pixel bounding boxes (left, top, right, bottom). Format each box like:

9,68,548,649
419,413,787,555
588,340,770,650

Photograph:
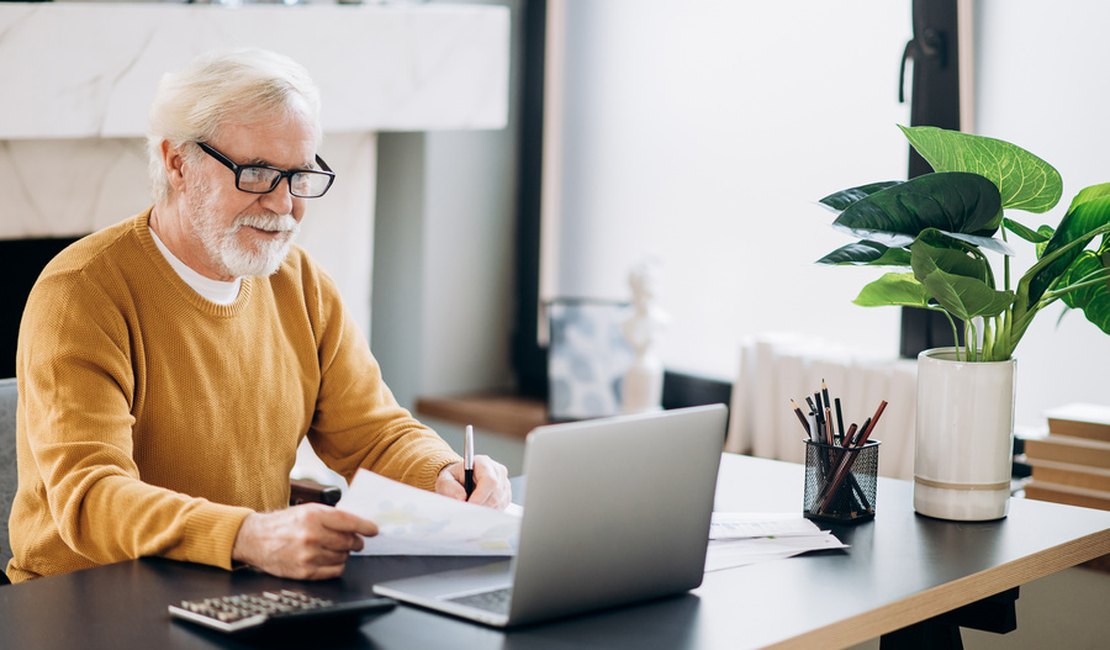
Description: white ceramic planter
914,347,1015,521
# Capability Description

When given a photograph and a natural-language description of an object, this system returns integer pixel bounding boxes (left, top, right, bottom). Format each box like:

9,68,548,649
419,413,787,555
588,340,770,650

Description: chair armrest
289,478,341,506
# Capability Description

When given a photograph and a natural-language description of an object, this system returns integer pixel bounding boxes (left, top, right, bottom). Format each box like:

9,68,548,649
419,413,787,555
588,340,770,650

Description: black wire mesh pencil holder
803,439,880,524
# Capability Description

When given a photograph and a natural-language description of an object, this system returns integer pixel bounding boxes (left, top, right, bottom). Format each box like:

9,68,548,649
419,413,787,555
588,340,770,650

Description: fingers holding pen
436,456,512,510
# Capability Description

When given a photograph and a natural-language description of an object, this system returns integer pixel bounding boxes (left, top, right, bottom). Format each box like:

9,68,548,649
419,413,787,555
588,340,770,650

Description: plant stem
990,309,1015,361
930,306,963,361
1017,223,1110,294
1044,268,1110,299
982,316,995,359
1004,265,1110,358
966,319,979,361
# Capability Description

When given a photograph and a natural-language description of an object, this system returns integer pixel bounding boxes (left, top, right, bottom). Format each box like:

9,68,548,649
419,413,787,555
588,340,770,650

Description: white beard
190,184,300,278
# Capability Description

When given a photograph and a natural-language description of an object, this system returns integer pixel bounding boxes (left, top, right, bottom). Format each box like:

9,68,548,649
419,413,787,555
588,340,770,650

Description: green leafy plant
817,125,1110,362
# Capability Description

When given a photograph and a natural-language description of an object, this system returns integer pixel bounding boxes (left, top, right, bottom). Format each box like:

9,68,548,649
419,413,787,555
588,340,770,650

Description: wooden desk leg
879,587,1019,650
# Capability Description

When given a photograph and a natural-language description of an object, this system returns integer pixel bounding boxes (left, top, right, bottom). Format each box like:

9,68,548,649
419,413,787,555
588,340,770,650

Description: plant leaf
830,226,915,249
833,172,1002,238
1034,225,1055,257
943,232,1015,256
919,268,1015,319
852,273,931,308
1004,217,1051,243
911,238,1012,318
816,241,911,266
1026,185,1110,308
911,235,990,283
898,125,1062,213
818,181,902,212
1058,251,1110,334
1064,179,1110,212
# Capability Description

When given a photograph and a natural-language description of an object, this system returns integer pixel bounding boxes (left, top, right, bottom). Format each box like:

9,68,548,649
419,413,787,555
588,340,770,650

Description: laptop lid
373,404,727,627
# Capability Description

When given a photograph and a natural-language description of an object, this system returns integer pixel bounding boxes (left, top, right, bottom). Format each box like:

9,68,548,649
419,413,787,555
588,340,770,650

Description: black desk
1,454,1108,649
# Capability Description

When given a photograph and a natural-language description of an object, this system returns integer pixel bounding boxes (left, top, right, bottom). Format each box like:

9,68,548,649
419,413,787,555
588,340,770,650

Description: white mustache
233,213,298,233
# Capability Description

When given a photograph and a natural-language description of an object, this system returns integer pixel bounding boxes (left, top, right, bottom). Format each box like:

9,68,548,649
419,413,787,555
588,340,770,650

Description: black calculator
168,588,396,633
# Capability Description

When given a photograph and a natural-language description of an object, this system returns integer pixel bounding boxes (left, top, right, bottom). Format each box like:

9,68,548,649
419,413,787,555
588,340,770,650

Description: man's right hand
231,504,378,580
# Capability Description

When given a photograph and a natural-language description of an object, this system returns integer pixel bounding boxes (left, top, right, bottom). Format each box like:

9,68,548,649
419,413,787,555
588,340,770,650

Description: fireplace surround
0,2,509,374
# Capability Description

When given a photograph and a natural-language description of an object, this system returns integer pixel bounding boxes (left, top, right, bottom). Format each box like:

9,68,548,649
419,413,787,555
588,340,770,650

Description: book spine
1024,437,1110,468
1048,417,1110,443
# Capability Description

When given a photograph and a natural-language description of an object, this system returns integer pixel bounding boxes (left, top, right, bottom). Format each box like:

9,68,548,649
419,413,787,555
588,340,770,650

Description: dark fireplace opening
1,236,84,378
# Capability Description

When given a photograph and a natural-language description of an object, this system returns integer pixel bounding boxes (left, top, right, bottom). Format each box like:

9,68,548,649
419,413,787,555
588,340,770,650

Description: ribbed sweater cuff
413,451,464,491
183,502,254,570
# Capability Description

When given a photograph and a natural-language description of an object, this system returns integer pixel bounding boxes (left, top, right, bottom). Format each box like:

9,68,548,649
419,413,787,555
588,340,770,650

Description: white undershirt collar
149,228,242,305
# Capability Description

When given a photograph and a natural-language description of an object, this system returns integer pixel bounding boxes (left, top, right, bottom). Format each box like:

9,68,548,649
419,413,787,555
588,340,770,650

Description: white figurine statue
621,260,668,414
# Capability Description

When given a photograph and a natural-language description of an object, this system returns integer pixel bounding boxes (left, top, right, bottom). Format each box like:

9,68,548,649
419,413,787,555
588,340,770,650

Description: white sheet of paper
704,532,849,572
337,469,521,556
709,512,825,540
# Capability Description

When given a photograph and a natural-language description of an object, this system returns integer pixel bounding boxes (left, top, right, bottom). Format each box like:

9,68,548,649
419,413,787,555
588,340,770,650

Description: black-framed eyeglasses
195,141,336,198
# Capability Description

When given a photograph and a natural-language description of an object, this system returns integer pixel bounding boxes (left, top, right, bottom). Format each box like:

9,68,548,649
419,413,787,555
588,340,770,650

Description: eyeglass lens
238,167,332,197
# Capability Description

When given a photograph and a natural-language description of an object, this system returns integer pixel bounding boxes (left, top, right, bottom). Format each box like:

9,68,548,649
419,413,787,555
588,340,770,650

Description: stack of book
1023,403,1110,511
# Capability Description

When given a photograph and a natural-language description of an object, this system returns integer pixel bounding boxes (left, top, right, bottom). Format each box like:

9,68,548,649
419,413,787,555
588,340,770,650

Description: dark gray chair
1,377,17,585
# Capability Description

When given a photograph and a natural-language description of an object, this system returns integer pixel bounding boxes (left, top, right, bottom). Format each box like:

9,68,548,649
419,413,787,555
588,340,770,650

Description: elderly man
6,48,509,584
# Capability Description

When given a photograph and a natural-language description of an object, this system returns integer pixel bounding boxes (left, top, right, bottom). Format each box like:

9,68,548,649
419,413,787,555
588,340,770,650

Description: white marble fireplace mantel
0,2,510,337
0,3,508,139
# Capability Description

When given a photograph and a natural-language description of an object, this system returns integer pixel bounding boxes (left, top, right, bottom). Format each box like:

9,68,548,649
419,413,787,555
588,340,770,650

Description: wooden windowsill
415,393,548,440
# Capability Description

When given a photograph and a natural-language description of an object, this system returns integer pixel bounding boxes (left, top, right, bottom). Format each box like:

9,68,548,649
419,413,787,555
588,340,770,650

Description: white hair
146,48,323,202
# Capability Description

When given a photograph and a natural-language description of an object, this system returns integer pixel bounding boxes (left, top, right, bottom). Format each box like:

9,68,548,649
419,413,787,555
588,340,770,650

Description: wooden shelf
415,393,548,440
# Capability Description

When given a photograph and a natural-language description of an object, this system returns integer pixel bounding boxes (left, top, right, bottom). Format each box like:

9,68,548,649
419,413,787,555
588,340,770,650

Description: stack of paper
338,469,521,556
704,512,848,572
336,471,847,569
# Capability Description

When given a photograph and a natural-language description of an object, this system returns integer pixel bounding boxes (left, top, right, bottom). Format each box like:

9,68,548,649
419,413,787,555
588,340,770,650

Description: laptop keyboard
446,587,513,615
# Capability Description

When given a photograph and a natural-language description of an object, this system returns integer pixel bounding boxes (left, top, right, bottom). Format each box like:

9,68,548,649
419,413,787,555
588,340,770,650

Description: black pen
464,424,475,499
834,397,845,443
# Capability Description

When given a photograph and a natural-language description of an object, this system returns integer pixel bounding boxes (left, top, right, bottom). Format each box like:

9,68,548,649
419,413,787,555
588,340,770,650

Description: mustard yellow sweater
7,209,460,583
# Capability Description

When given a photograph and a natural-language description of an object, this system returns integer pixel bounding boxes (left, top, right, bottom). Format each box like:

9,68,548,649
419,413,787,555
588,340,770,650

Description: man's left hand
436,455,511,510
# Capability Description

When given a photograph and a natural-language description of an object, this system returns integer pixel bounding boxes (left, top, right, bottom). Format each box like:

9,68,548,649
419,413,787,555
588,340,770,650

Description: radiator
725,333,918,480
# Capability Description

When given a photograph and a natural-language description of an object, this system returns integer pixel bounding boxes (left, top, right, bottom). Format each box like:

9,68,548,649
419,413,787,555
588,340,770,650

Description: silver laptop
372,404,727,627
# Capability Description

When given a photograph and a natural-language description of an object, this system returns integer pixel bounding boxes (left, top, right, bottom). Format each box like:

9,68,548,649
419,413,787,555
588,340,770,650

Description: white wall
373,0,1110,432
371,0,522,410
546,0,1109,428
549,1,911,381
974,0,1110,427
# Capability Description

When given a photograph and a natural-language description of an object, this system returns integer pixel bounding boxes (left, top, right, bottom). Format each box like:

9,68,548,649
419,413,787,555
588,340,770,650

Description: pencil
790,399,811,435
853,417,871,447
824,406,833,446
856,400,888,447
821,379,831,410
816,401,889,514
841,422,858,449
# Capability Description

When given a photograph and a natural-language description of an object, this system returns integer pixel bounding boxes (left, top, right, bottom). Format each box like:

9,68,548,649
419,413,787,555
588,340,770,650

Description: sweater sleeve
19,270,253,570
302,268,461,490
